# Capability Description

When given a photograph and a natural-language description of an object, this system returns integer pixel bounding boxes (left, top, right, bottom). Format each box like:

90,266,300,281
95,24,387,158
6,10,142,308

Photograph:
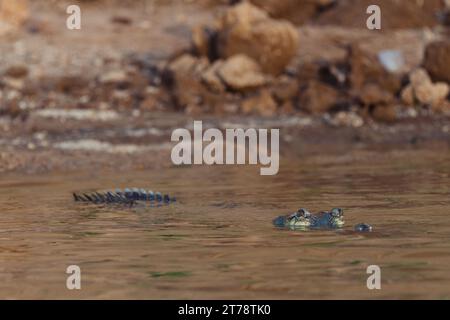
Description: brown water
1,148,449,299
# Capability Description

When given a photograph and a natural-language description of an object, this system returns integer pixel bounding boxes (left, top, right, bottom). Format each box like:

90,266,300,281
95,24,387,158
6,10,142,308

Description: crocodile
273,208,373,232
73,188,176,206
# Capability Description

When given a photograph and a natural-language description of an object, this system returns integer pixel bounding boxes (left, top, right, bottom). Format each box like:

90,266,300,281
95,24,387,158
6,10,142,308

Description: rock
56,75,89,94
0,20,12,36
402,68,450,110
35,109,119,122
168,54,200,75
330,111,364,127
217,54,268,91
317,60,348,88
372,105,397,123
280,100,296,114
192,25,218,60
140,96,160,111
111,15,132,25
415,82,449,110
140,87,171,112
241,89,278,116
166,54,209,83
297,61,321,85
4,65,29,78
410,68,431,87
99,70,128,84
192,25,209,57
377,50,404,73
414,82,437,105
0,100,25,119
400,85,415,106
217,2,299,75
164,54,220,112
201,91,232,114
54,139,143,154
0,0,29,27
2,77,25,90
437,101,450,114
185,104,204,116
173,77,205,110
349,45,402,95
271,76,299,103
299,81,339,114
443,2,450,26
360,83,394,106
201,60,226,93
423,41,450,83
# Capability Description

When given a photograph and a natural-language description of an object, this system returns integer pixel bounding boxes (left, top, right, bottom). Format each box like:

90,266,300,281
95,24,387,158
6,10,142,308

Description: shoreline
1,114,449,175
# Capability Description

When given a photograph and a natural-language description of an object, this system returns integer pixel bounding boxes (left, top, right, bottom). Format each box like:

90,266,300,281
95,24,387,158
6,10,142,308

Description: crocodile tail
164,194,176,203
73,189,175,205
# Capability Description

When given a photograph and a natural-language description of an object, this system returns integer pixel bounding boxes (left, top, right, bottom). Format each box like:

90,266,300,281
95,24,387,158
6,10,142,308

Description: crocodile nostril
354,223,372,232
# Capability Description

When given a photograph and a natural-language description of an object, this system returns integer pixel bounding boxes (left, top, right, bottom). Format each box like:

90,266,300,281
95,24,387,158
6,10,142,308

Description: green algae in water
149,271,192,278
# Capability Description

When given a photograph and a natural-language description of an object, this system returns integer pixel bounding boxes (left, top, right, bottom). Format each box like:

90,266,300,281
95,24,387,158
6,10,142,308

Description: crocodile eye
298,208,311,218
331,208,343,217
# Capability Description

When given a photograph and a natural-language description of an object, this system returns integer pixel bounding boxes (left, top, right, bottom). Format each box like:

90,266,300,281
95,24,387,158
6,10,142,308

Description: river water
1,148,449,299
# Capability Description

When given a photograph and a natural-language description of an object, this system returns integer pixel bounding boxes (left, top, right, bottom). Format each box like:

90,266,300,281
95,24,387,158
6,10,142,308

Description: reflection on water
0,149,449,299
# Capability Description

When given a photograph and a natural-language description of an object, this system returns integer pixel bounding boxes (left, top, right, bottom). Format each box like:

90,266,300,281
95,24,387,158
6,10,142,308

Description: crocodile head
286,208,312,228
328,207,345,227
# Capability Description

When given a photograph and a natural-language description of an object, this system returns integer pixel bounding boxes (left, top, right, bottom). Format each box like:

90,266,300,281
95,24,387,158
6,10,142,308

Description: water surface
1,149,449,299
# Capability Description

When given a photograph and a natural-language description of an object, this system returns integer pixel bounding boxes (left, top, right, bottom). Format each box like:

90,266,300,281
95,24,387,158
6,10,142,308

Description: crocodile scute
73,188,176,205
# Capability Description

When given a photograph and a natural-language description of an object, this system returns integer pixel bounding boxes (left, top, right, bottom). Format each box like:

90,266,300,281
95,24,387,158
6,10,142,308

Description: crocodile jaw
287,217,311,228
332,217,345,228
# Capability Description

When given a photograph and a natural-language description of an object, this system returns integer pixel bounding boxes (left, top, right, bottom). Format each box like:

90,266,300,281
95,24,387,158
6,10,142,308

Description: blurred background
0,0,449,173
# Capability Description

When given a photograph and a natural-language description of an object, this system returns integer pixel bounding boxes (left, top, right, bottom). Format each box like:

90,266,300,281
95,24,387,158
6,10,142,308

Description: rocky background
0,0,449,173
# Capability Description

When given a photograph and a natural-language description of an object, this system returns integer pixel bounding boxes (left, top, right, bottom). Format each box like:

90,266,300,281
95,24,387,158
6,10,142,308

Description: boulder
167,54,209,79
360,83,394,106
271,75,299,103
217,54,268,91
349,45,402,95
400,85,415,106
99,70,128,85
423,41,450,83
372,105,397,123
3,64,29,78
192,25,219,60
401,68,450,111
241,89,278,116
201,60,226,93
164,54,210,111
299,80,340,114
217,2,299,75
0,0,28,27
